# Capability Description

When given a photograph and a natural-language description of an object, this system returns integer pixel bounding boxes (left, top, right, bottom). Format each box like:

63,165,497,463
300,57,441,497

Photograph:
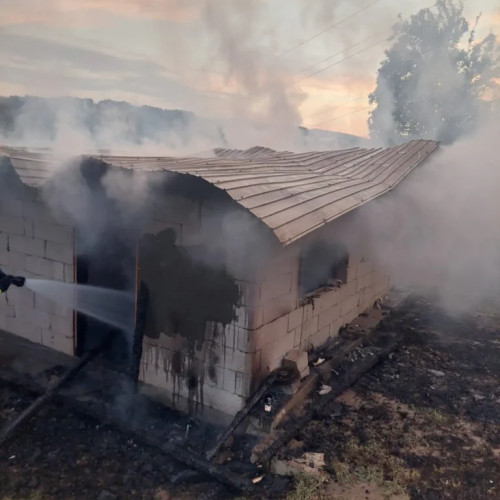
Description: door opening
75,236,137,373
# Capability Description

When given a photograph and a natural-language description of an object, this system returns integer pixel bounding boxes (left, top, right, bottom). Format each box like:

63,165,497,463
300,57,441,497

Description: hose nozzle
0,268,26,293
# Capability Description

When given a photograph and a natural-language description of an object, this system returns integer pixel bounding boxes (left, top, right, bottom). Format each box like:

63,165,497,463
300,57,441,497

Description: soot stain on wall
139,227,241,413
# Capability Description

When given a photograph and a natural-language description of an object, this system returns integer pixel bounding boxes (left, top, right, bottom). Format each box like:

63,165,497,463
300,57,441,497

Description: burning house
0,140,438,421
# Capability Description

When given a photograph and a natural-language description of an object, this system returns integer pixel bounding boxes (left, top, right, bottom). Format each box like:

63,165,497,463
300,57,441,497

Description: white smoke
350,119,500,312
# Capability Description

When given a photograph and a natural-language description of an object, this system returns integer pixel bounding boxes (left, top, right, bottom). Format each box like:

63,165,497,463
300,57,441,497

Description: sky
0,0,498,138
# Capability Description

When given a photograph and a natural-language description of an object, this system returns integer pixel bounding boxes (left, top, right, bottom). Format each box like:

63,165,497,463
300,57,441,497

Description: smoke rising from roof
352,119,500,312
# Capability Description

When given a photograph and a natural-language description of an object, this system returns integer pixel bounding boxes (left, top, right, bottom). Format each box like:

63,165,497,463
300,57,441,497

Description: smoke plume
352,119,500,312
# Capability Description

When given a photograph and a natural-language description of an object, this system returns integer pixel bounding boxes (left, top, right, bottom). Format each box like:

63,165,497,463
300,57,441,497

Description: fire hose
0,267,26,293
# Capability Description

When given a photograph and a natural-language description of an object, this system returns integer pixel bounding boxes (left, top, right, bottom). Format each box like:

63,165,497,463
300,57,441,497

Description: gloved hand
0,268,25,293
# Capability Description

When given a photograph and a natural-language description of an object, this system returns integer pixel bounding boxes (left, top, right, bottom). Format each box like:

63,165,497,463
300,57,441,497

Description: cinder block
45,241,74,264
236,281,259,308
356,272,373,292
0,232,8,251
202,384,244,415
340,280,357,300
253,314,289,349
2,251,26,272
54,303,73,319
41,329,74,355
309,325,331,349
9,234,45,258
52,262,64,281
260,273,293,301
8,286,35,308
260,333,295,373
341,294,359,318
24,219,34,238
252,349,262,374
315,288,340,311
63,264,74,283
215,324,236,349
0,199,23,217
301,314,319,339
234,371,251,396
5,316,42,344
34,220,74,245
50,314,74,336
25,256,55,277
34,294,56,314
318,304,340,330
292,327,302,348
373,272,390,295
0,296,15,317
205,364,224,388
233,306,253,332
17,305,51,329
288,307,304,332
223,368,236,393
0,216,24,235
247,306,264,330
346,263,357,283
236,327,252,352
262,292,296,324
223,348,251,372
357,260,372,278
329,318,344,338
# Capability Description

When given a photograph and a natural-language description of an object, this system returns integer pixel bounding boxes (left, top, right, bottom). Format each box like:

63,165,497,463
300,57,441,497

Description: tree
368,0,499,145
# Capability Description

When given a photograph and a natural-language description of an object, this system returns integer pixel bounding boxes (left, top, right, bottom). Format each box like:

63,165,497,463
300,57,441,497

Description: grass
421,408,452,425
286,474,322,500
329,436,419,497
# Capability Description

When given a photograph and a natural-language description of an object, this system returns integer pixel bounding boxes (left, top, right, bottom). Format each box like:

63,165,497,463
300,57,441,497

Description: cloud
0,32,231,116
0,0,200,26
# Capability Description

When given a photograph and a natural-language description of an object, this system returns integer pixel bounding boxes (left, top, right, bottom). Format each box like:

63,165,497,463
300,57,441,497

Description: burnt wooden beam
0,331,116,445
272,335,365,430
206,369,280,461
253,335,400,465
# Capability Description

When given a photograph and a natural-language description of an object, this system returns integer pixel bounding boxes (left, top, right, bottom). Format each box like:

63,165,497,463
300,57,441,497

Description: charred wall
137,195,266,419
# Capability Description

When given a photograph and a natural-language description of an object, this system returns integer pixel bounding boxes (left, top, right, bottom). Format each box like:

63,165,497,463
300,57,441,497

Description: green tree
368,0,499,145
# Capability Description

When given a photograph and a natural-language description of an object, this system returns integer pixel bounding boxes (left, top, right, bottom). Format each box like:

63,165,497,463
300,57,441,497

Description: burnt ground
281,296,500,500
0,380,233,500
1,296,499,500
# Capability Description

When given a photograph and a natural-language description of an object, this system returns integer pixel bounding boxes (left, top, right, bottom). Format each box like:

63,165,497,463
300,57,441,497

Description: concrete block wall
0,197,75,355
251,249,390,384
138,196,258,418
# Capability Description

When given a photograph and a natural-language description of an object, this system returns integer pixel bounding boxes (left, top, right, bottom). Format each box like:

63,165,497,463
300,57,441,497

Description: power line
308,105,373,129
277,0,385,59
303,95,366,120
293,29,388,80
290,36,389,88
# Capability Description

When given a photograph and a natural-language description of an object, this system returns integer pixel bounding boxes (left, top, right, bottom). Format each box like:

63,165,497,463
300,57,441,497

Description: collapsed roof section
0,140,439,245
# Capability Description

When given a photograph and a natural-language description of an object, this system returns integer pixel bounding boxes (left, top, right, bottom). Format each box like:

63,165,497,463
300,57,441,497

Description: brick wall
251,245,390,384
0,196,75,355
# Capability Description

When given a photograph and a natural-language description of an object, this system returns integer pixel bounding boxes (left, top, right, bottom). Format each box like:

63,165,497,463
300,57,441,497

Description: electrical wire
277,0,385,59
303,95,366,120
308,105,373,129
